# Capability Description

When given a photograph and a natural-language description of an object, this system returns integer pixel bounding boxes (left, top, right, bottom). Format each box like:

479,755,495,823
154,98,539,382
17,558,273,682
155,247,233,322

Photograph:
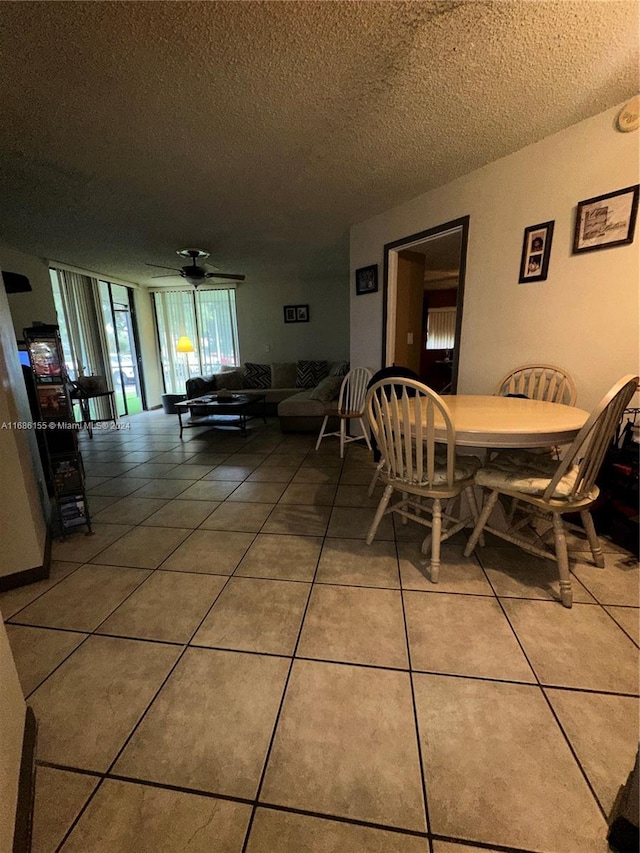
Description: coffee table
175,393,266,438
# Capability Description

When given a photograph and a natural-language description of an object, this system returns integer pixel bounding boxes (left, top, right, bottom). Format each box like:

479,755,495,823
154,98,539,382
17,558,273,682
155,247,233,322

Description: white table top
429,395,589,448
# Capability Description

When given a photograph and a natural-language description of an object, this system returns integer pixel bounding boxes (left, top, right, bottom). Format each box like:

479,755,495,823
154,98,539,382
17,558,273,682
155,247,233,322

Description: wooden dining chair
315,367,372,458
365,378,482,582
495,364,577,406
365,366,420,496
464,375,639,607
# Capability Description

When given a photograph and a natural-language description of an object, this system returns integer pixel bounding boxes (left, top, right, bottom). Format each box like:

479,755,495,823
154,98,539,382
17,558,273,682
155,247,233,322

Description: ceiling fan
146,248,245,287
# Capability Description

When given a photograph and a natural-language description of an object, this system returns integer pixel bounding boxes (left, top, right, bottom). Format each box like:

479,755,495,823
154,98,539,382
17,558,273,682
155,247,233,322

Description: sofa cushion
329,361,350,377
244,362,271,389
278,389,330,418
215,369,243,391
271,362,297,389
296,360,329,389
309,375,343,403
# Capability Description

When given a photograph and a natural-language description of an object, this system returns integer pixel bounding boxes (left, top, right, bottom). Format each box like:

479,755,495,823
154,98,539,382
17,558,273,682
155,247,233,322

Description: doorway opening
382,216,469,393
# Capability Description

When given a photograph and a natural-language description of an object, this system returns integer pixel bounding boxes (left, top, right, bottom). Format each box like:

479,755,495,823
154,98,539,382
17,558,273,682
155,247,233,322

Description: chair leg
366,484,393,545
360,417,372,451
580,510,605,568
401,492,409,524
338,418,346,458
429,498,442,583
367,460,384,497
464,486,485,548
315,416,329,451
464,490,499,557
553,512,573,608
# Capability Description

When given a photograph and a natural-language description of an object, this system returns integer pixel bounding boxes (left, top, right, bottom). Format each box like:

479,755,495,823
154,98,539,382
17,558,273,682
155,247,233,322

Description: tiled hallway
2,410,638,853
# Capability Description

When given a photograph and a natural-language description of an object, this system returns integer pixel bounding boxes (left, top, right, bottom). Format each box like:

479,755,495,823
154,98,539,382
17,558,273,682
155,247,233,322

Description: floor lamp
176,335,195,382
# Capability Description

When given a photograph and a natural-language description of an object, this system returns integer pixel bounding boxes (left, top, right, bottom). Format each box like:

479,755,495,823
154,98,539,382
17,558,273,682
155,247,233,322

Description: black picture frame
283,304,310,323
518,220,554,284
573,184,639,254
355,264,378,295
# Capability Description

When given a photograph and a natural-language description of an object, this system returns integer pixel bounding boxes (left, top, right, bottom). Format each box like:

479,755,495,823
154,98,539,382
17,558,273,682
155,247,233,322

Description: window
153,289,239,393
426,306,456,350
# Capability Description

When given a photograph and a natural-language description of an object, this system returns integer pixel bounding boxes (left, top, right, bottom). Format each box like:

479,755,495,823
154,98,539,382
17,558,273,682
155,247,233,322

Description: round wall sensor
617,95,639,132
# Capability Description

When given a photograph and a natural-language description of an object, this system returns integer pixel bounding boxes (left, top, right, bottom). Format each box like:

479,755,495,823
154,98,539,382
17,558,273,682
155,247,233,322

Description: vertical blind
426,307,457,350
153,289,240,393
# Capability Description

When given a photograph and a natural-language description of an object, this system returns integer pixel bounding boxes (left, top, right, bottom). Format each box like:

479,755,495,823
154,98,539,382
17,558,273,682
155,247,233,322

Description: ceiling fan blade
150,274,183,279
146,263,181,271
204,272,246,281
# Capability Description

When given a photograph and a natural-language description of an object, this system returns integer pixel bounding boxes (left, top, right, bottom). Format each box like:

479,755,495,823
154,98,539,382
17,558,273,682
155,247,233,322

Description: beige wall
350,102,640,411
0,617,26,853
0,284,49,579
133,288,164,408
236,273,349,365
1,245,57,340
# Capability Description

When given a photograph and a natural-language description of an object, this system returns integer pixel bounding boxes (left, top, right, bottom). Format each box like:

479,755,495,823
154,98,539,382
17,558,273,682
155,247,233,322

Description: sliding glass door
98,282,145,416
153,289,239,394
50,268,146,418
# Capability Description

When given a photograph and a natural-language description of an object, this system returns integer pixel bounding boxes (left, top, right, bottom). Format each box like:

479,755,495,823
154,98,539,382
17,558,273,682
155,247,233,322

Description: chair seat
390,454,481,488
476,449,579,499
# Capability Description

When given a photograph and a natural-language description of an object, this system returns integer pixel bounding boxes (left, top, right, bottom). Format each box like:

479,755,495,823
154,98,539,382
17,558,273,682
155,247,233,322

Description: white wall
236,273,350,364
1,245,57,339
350,102,640,411
0,617,26,853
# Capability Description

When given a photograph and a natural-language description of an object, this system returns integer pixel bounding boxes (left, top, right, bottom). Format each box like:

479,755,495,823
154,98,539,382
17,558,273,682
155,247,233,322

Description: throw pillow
309,375,343,403
271,362,297,389
244,362,271,389
296,360,329,389
216,369,243,391
329,360,350,377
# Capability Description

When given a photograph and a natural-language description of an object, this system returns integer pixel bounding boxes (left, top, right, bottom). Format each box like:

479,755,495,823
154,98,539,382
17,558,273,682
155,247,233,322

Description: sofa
185,360,349,431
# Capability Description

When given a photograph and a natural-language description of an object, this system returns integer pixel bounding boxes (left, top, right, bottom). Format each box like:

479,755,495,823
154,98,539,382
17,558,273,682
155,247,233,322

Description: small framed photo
355,264,378,295
518,220,554,284
296,304,309,322
573,184,639,253
284,305,297,323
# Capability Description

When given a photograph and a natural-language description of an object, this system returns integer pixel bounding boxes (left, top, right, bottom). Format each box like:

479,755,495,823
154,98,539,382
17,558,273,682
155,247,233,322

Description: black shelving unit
23,325,92,537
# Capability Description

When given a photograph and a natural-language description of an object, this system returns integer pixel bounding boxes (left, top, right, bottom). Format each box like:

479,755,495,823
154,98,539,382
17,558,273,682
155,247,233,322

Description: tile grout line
395,534,434,851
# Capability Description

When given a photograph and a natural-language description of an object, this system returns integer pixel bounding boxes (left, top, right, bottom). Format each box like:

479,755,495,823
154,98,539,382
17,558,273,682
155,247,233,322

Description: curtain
196,289,240,375
51,268,113,420
426,306,457,350
154,288,240,394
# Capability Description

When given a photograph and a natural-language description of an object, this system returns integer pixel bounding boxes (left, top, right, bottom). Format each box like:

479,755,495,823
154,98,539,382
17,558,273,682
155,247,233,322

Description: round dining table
429,395,589,448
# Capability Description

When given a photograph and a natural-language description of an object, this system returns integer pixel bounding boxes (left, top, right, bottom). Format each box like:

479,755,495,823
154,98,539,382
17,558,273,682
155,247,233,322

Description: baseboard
0,530,51,593
13,707,37,853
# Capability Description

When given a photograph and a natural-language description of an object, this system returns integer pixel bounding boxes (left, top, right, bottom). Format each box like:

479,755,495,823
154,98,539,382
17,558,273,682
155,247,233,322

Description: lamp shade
176,335,195,354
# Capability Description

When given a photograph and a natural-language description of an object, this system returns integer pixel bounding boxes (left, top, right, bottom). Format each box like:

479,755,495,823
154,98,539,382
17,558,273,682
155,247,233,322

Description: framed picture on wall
296,304,309,322
573,184,639,253
283,305,297,323
518,220,554,284
355,264,378,295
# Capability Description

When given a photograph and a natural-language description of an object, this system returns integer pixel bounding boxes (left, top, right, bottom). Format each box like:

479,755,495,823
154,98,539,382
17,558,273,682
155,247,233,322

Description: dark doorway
382,216,469,393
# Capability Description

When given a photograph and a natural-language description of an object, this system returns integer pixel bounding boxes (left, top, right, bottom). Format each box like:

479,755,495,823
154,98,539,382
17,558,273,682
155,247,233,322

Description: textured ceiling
0,1,637,288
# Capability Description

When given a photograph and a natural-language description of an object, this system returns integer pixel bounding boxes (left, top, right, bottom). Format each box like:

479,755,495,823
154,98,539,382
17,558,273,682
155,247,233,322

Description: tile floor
2,411,639,853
